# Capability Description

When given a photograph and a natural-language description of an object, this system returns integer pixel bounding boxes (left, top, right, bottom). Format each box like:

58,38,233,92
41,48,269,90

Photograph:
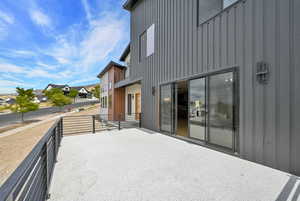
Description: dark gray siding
129,0,300,175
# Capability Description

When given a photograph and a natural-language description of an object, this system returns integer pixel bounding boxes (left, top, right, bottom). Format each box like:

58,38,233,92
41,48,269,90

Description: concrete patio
49,128,300,201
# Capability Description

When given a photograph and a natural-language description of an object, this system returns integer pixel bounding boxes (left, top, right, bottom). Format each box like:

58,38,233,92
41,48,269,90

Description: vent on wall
256,61,270,84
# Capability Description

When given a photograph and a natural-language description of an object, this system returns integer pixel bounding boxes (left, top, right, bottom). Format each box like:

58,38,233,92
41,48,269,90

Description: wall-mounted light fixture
256,61,270,84
152,86,155,96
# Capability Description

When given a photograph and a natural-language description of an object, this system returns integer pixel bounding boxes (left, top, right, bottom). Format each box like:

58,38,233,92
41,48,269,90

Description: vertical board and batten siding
129,0,300,175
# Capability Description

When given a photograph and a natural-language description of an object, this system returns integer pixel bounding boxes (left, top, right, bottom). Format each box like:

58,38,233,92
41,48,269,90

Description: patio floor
49,128,300,201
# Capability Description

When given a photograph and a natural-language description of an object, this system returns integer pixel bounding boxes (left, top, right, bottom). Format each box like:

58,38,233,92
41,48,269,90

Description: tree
50,93,72,111
68,89,78,103
91,85,100,100
9,87,39,122
44,88,63,99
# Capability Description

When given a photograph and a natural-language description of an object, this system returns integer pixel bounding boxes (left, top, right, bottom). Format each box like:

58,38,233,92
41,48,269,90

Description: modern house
115,44,142,121
97,61,126,121
71,86,91,98
122,0,300,175
44,84,70,95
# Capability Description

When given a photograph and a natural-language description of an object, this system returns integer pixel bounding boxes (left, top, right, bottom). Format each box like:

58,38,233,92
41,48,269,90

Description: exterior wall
129,0,300,175
125,84,142,121
108,66,126,120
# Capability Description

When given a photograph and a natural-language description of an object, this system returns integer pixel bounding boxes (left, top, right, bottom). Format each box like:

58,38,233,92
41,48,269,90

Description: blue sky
0,0,130,94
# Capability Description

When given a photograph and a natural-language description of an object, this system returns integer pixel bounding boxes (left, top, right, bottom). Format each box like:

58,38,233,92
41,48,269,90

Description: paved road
0,100,99,127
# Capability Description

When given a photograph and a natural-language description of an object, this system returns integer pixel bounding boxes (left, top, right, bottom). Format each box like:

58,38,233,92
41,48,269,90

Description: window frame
139,30,147,63
197,0,242,26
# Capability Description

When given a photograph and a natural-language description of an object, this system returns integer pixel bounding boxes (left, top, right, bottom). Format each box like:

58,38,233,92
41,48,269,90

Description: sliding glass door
189,78,206,140
188,71,237,150
160,70,238,151
207,72,234,149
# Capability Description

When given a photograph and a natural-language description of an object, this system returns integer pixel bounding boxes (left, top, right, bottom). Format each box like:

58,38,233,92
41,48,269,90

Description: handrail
0,118,63,201
0,113,142,200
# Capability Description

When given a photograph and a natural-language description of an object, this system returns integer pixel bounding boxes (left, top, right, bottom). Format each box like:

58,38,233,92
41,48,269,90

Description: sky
0,0,130,94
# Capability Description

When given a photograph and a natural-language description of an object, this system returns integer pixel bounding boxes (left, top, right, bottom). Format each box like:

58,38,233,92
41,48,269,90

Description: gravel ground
49,129,300,201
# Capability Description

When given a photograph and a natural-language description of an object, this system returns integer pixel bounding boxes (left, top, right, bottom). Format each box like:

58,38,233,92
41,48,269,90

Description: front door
135,93,141,120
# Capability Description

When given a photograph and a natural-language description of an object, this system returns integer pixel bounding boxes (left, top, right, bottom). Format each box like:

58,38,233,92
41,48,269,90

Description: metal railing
0,113,141,201
62,113,142,135
0,119,63,201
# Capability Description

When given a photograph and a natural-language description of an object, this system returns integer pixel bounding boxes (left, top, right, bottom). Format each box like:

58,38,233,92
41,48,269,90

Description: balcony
0,116,299,201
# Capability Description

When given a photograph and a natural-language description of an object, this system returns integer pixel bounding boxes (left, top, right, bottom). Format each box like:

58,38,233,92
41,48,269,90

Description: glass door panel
160,84,173,133
189,78,206,140
208,72,234,149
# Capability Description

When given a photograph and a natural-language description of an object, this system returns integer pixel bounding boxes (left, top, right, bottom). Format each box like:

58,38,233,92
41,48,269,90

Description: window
109,82,112,90
198,0,222,24
103,96,107,108
147,24,155,57
223,0,238,8
108,95,112,109
127,94,132,115
139,31,146,62
139,24,155,62
197,0,239,25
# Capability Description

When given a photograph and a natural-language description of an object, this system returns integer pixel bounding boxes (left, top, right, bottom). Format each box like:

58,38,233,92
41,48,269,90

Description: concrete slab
49,129,300,201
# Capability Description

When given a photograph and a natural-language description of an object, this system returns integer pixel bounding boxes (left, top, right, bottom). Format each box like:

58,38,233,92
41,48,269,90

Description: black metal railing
0,119,63,201
0,113,141,201
62,113,142,135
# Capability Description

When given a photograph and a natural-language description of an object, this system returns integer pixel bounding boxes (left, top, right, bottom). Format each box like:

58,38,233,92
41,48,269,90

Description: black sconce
152,86,155,96
256,61,270,84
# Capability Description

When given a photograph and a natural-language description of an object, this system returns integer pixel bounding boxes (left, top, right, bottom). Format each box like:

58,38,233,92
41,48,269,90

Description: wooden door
135,93,141,120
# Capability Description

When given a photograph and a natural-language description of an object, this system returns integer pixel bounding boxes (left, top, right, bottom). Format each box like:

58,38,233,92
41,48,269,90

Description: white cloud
0,11,14,24
0,11,14,40
0,80,34,89
36,61,57,70
30,10,51,27
0,49,37,58
0,22,7,40
46,12,127,71
1,74,23,82
81,0,92,23
69,77,98,85
0,87,16,94
0,63,27,74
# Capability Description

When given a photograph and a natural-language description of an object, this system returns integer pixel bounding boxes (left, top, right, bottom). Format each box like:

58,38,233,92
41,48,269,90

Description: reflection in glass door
189,78,206,140
160,84,174,133
208,72,234,149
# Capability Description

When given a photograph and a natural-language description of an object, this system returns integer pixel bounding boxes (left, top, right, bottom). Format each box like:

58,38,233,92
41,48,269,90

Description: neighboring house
36,94,48,102
116,44,142,121
44,84,70,95
97,61,126,121
71,87,91,98
122,0,300,175
5,98,16,105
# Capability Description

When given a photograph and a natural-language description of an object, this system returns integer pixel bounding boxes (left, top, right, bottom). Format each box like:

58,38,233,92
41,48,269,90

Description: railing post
61,118,63,137
139,113,142,128
92,115,95,134
44,142,50,199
